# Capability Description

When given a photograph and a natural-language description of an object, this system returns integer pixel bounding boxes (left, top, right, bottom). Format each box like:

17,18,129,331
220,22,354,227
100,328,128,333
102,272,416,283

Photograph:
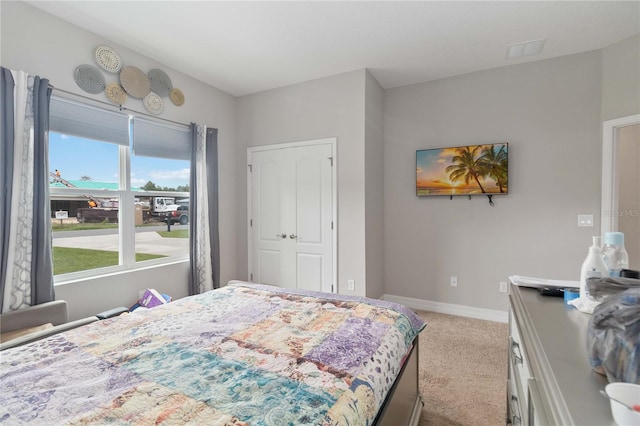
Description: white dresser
507,283,615,425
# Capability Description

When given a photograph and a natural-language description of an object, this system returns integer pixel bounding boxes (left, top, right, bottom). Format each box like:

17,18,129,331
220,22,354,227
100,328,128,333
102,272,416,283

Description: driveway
53,230,188,257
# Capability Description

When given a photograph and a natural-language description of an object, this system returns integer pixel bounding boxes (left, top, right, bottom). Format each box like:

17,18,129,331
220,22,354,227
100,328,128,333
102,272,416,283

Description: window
48,96,191,281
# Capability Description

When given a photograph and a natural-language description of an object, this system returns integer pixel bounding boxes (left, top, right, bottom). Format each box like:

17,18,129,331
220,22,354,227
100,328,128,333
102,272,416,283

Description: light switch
577,214,594,227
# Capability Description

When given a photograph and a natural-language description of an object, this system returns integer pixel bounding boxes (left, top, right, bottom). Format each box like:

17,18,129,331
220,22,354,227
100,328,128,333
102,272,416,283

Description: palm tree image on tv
416,143,508,196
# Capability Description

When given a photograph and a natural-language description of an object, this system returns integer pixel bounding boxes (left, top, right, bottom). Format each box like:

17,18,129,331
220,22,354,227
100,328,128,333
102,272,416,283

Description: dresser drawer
509,306,533,424
506,284,612,426
507,368,524,424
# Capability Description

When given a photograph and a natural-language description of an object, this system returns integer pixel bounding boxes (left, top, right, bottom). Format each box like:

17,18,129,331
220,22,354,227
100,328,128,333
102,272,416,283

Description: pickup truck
163,205,189,225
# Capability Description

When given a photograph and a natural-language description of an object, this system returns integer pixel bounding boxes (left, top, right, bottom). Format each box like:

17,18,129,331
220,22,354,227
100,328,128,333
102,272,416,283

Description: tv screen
416,143,508,196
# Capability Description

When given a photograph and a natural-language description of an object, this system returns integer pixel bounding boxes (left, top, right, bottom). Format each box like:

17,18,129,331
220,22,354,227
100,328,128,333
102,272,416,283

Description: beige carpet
415,310,508,426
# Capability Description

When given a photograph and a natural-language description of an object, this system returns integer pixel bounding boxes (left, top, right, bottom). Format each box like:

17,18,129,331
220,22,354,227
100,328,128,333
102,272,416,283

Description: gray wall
364,71,385,298
383,51,603,311
2,1,638,317
236,70,369,296
601,34,640,121
1,1,238,320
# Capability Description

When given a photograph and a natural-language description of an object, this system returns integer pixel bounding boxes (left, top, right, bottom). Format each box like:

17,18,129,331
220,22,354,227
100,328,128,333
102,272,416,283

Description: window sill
53,258,189,287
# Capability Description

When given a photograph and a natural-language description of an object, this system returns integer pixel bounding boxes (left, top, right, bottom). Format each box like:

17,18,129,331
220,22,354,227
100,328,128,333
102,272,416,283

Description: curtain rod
49,85,190,128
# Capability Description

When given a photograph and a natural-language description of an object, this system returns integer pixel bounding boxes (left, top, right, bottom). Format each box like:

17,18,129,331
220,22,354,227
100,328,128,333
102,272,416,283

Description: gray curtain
0,68,15,310
31,76,54,305
188,124,220,295
0,67,54,312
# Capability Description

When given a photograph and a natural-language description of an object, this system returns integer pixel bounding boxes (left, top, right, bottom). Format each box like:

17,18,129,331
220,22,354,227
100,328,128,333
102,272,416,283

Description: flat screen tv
416,143,508,196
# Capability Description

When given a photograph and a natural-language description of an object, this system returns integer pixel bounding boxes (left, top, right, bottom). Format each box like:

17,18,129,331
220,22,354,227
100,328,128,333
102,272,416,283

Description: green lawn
52,222,118,232
52,222,164,232
53,247,166,275
156,229,189,238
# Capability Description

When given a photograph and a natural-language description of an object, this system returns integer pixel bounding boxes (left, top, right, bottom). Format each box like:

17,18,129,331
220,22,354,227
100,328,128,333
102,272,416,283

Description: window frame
49,97,191,285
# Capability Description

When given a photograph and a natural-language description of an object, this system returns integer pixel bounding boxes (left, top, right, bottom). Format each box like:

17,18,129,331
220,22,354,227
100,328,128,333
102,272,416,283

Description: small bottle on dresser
601,232,629,277
579,236,609,302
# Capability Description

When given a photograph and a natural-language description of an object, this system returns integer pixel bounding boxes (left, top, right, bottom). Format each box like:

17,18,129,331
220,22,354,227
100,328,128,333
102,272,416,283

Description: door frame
247,137,337,292
601,114,640,236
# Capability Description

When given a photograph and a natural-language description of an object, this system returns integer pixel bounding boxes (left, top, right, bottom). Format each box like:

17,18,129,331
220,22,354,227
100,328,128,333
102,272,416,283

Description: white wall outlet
499,281,508,293
347,279,355,291
577,214,594,227
450,276,458,287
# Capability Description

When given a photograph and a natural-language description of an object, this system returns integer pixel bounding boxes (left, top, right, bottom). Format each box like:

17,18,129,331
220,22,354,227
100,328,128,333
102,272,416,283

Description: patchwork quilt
0,282,425,425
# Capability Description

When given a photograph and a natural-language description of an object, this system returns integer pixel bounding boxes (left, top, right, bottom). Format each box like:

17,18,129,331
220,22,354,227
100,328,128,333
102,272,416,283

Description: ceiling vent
506,39,546,59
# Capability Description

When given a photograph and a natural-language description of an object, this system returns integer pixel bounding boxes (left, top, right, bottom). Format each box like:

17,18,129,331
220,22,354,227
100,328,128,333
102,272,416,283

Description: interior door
293,144,333,292
249,142,334,292
250,148,291,287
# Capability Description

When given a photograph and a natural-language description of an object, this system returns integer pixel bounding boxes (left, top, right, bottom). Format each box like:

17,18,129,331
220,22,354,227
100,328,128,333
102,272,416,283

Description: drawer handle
510,395,522,425
511,338,523,364
528,378,549,425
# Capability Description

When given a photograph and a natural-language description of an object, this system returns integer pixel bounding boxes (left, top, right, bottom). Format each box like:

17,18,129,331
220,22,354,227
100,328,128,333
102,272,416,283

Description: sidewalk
53,232,188,257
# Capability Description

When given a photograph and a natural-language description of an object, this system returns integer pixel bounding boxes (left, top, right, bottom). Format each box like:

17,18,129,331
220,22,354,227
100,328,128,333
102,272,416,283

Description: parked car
164,205,189,225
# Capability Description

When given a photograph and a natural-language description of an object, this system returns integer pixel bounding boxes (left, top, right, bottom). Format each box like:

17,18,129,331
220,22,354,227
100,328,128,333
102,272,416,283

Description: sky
416,147,470,188
49,133,190,189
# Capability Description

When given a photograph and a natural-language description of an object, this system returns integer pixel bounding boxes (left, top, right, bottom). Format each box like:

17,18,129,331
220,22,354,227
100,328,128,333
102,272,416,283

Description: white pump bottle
579,236,608,302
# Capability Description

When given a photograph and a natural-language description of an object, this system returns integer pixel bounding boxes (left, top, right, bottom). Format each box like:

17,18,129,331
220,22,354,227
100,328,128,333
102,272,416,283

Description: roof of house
50,180,142,192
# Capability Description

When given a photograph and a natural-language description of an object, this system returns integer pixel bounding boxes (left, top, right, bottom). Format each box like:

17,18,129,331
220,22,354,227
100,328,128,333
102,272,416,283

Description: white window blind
132,117,191,160
49,96,130,145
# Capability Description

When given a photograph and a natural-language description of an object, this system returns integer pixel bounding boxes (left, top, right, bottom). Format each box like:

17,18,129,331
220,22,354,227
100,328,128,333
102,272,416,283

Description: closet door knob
276,233,286,239
289,234,298,239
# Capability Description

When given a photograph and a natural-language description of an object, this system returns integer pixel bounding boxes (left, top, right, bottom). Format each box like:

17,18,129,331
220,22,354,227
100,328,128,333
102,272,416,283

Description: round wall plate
73,64,106,94
143,92,164,115
119,66,151,99
94,45,122,73
170,88,185,106
148,68,173,97
105,83,127,105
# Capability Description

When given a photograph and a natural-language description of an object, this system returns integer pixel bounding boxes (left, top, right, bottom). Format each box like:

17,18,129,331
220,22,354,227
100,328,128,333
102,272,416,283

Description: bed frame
376,336,423,426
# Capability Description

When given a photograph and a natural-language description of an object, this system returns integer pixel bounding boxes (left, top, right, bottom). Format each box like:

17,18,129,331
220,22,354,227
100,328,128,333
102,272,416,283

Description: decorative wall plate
170,88,185,106
119,66,151,99
148,68,173,97
105,83,127,105
143,92,164,115
94,45,122,73
73,64,106,94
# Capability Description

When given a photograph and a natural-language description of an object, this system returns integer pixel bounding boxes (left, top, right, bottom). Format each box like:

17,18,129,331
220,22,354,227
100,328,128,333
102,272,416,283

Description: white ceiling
27,1,640,97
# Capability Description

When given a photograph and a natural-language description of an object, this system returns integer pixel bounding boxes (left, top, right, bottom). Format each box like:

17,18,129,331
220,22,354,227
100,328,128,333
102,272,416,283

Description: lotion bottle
579,236,608,302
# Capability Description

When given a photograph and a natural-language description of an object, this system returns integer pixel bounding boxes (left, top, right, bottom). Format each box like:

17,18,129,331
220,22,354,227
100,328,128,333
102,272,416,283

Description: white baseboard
382,294,508,323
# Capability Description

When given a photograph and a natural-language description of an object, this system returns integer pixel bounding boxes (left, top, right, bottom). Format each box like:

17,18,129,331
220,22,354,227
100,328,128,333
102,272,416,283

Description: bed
0,281,425,425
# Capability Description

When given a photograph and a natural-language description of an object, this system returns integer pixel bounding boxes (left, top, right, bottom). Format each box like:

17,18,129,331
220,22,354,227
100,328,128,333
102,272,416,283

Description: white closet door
293,144,333,293
250,148,290,287
249,142,333,292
